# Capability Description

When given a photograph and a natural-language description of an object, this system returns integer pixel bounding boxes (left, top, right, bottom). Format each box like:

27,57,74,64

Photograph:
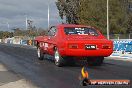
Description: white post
25,15,28,30
48,5,50,29
107,0,110,40
7,22,9,30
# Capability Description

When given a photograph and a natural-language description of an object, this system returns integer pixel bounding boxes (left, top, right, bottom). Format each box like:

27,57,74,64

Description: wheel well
53,46,57,51
36,41,39,48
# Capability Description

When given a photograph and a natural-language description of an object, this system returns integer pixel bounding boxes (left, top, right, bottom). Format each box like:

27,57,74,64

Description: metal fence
109,34,132,39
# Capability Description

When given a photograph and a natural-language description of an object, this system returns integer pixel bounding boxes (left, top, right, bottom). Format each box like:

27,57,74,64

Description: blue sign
113,40,132,52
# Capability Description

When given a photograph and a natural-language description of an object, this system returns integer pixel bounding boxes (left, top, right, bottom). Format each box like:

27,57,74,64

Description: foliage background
56,0,132,34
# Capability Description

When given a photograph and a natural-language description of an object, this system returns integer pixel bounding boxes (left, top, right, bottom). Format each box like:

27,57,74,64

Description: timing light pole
25,15,28,30
7,22,10,30
107,0,110,40
48,5,50,29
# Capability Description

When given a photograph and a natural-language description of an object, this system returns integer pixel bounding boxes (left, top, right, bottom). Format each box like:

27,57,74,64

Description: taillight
69,44,78,49
102,45,111,49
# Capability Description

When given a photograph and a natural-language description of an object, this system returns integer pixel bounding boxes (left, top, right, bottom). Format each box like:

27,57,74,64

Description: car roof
56,24,92,28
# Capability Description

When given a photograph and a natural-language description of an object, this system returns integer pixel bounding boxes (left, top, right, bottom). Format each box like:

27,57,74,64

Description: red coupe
35,24,113,67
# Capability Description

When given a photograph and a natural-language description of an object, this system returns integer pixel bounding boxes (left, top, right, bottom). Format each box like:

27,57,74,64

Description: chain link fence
109,34,132,39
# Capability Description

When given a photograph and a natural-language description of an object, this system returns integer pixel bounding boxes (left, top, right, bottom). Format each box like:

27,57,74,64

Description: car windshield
64,27,99,36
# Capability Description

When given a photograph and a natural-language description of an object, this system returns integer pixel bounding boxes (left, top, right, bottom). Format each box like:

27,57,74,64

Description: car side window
48,26,57,36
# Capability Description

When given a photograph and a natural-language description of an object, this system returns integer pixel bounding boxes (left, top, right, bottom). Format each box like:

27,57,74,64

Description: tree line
56,0,132,34
0,28,47,39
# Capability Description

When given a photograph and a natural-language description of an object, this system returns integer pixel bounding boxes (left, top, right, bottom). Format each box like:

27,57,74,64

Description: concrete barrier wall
3,38,132,52
2,38,132,58
2,37,35,46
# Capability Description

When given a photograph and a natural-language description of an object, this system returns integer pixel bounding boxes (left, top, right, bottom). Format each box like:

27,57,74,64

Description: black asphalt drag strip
0,43,131,88
0,60,37,88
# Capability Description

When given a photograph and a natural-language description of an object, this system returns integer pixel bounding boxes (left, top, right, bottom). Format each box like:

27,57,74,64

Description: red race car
35,24,113,67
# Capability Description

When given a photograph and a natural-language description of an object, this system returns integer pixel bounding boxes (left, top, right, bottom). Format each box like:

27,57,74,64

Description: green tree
0,31,13,39
78,0,107,33
109,0,128,34
126,14,132,33
56,0,129,34
56,0,80,24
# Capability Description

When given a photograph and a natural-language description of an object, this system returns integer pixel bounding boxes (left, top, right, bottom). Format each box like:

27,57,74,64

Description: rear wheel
37,47,44,60
54,49,64,67
87,57,104,66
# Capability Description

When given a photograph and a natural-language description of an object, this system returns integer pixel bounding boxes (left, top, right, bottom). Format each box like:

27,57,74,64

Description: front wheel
37,47,44,60
54,49,64,67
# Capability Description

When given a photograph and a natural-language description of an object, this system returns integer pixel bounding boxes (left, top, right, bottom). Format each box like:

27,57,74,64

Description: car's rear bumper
59,48,113,57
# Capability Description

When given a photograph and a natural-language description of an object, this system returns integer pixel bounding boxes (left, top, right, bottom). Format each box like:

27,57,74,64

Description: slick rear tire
37,47,44,60
54,49,64,67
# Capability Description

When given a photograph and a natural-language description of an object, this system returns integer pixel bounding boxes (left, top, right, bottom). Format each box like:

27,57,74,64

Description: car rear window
64,27,99,36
